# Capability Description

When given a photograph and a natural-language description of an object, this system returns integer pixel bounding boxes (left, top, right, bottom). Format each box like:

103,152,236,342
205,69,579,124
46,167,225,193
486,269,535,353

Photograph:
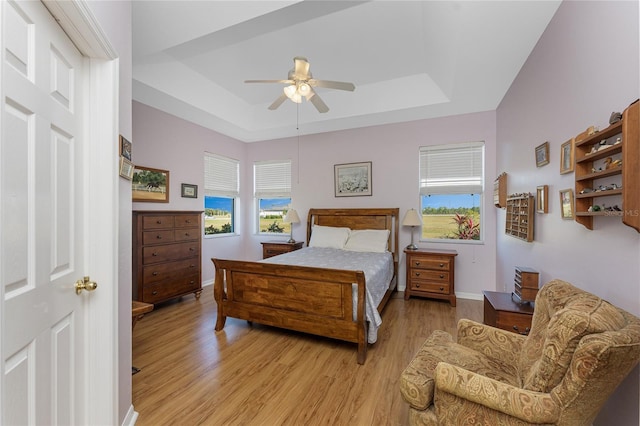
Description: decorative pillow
308,225,351,249
344,229,390,253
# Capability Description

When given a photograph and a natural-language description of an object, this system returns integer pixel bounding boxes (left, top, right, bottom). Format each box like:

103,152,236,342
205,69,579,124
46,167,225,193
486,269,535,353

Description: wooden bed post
212,260,227,331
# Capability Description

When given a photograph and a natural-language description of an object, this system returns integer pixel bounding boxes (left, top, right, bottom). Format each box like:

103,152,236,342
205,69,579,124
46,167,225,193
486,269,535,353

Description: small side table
261,240,304,259
405,248,457,306
483,291,534,335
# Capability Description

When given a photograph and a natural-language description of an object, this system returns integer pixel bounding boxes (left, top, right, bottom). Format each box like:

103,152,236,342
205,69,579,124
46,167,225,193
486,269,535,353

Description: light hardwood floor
132,286,483,426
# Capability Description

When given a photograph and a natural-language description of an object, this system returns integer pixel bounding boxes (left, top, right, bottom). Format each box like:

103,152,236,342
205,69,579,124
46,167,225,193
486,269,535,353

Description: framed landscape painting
132,165,170,202
334,161,372,197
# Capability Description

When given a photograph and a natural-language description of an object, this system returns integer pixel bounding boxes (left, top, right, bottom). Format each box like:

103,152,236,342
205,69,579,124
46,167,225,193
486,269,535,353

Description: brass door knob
75,276,97,295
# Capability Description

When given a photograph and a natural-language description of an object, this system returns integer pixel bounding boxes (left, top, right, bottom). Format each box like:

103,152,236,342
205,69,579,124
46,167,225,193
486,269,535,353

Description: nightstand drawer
409,256,451,271
496,311,532,335
409,269,449,283
261,241,304,259
409,280,450,294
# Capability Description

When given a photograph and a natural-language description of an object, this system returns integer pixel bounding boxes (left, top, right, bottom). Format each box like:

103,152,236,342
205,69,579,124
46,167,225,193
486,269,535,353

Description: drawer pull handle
190,280,195,284
186,219,191,223
415,272,420,277
185,232,190,236
439,274,444,279
152,291,158,295
189,247,195,251
152,252,158,256
156,220,162,224
414,261,421,266
440,286,444,291
152,272,158,276
439,263,444,267
190,264,195,268
416,283,420,288
156,235,162,239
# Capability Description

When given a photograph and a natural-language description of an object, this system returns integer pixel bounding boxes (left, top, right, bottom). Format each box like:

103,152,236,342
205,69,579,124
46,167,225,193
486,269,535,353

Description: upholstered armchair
400,280,640,425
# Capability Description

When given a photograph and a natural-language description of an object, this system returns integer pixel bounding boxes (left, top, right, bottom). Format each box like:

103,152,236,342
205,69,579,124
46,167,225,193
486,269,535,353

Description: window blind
254,160,291,198
419,142,484,195
204,152,239,197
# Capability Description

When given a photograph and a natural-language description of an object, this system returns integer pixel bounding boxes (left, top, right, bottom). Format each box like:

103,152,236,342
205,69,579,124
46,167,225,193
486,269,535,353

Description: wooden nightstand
261,240,304,259
404,248,457,306
483,291,534,335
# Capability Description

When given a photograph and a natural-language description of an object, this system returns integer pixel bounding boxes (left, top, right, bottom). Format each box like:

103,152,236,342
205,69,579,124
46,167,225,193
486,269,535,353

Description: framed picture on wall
560,138,575,174
559,188,574,219
119,135,132,161
119,157,134,180
536,185,548,214
535,141,550,167
132,165,170,202
334,161,372,197
181,183,198,198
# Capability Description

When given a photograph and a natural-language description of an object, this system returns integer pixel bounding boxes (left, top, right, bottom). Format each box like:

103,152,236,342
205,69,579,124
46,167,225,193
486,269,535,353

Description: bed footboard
212,258,369,364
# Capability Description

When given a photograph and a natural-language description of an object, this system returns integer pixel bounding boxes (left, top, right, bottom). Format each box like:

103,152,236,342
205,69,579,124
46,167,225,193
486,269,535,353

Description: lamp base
287,238,296,243
405,243,418,250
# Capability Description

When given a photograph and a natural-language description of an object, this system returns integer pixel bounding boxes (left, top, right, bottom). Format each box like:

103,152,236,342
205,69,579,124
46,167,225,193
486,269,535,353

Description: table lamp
402,208,422,250
283,208,300,243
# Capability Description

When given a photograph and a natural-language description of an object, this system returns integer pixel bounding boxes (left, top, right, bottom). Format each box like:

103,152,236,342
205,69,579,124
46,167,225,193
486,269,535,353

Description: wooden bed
212,208,399,364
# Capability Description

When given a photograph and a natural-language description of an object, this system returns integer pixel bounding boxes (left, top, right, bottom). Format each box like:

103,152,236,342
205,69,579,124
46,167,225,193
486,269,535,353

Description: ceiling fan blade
309,79,355,91
306,90,329,113
268,93,288,110
245,79,294,84
293,57,310,78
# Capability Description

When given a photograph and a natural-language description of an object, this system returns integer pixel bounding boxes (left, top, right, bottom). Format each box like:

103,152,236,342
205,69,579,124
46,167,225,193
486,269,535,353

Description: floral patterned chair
399,279,640,425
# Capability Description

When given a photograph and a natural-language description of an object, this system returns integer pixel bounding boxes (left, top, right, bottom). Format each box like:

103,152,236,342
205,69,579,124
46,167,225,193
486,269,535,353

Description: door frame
41,1,120,424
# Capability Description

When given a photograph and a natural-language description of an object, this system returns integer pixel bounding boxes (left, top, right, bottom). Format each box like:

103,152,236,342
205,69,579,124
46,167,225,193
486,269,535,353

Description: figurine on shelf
614,137,622,145
610,112,622,124
604,157,622,169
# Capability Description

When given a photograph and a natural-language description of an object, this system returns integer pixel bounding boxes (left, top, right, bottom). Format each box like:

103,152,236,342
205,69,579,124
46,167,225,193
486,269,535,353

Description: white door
1,1,95,424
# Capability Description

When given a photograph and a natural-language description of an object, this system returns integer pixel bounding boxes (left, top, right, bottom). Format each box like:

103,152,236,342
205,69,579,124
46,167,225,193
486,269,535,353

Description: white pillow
308,225,351,249
344,229,390,253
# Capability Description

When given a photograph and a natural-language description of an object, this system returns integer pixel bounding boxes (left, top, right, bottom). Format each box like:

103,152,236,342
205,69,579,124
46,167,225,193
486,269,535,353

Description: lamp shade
283,209,300,224
402,209,422,226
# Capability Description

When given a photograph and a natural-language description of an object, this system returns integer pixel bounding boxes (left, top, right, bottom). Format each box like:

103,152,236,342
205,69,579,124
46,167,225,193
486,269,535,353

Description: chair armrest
434,363,560,424
457,319,526,359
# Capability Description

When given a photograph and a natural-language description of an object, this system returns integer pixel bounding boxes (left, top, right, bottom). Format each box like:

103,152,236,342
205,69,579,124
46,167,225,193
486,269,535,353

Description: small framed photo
119,135,132,161
181,183,198,198
559,188,574,220
119,157,134,180
334,161,372,197
535,141,550,167
536,185,548,214
560,138,575,174
132,165,170,203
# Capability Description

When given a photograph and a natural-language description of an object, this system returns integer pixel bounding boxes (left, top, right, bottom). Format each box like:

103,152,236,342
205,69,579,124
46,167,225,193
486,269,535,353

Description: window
204,153,239,235
419,142,484,241
254,160,292,234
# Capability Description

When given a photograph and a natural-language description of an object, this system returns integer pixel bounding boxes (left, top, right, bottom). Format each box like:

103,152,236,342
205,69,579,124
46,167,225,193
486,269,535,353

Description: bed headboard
306,208,400,259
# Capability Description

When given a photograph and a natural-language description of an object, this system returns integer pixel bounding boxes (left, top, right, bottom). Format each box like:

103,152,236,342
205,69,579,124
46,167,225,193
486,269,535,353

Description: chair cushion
520,280,627,392
400,330,520,410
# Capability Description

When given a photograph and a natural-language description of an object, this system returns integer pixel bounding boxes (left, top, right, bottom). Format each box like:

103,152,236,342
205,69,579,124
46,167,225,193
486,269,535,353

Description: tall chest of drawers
404,248,458,306
133,211,203,304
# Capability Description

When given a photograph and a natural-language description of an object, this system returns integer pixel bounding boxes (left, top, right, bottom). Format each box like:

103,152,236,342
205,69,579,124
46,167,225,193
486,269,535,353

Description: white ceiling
132,1,561,143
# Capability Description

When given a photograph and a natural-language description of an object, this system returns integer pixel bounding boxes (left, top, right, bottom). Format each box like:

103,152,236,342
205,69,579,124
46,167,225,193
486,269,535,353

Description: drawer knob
416,283,420,288
152,252,158,256
190,264,195,268
189,247,195,251
439,274,444,279
186,219,191,223
439,263,444,267
156,235,162,239
440,286,444,291
156,220,162,224
185,232,190,236
152,272,158,276
415,272,420,277
414,261,421,266
152,291,158,295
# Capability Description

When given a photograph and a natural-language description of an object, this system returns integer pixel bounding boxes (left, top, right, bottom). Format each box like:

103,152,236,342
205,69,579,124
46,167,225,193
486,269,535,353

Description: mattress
261,246,394,343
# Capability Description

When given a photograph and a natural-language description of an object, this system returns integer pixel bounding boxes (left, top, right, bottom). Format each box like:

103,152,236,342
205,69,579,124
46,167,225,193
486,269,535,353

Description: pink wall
133,102,499,297
496,1,639,424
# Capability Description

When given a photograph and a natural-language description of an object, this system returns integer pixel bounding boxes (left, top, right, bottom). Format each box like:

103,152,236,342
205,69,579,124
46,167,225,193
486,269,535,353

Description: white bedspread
261,247,394,343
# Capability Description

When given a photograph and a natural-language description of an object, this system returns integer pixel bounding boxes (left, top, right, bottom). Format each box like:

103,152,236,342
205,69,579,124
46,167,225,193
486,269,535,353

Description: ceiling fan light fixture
283,84,297,99
298,82,311,96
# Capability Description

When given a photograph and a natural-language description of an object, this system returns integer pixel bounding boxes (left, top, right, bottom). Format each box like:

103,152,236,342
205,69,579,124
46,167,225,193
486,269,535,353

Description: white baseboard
121,405,138,426
202,278,214,287
455,292,484,301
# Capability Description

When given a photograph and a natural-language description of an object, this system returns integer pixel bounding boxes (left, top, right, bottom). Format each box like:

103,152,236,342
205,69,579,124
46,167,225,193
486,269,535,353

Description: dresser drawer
142,273,200,303
174,214,200,228
142,242,199,264
142,258,200,284
142,229,175,245
409,255,451,271
409,280,450,294
409,269,449,283
142,215,175,230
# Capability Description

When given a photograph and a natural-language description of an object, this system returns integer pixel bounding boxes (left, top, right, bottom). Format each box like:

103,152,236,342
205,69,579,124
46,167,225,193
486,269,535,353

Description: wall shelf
505,194,534,242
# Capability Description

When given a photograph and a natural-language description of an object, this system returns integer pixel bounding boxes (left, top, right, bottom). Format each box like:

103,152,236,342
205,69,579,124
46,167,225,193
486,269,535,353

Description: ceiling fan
245,56,355,113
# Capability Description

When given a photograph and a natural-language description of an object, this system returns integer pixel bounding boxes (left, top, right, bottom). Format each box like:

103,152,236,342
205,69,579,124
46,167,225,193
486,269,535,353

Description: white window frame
419,141,485,243
204,152,239,237
254,160,292,235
